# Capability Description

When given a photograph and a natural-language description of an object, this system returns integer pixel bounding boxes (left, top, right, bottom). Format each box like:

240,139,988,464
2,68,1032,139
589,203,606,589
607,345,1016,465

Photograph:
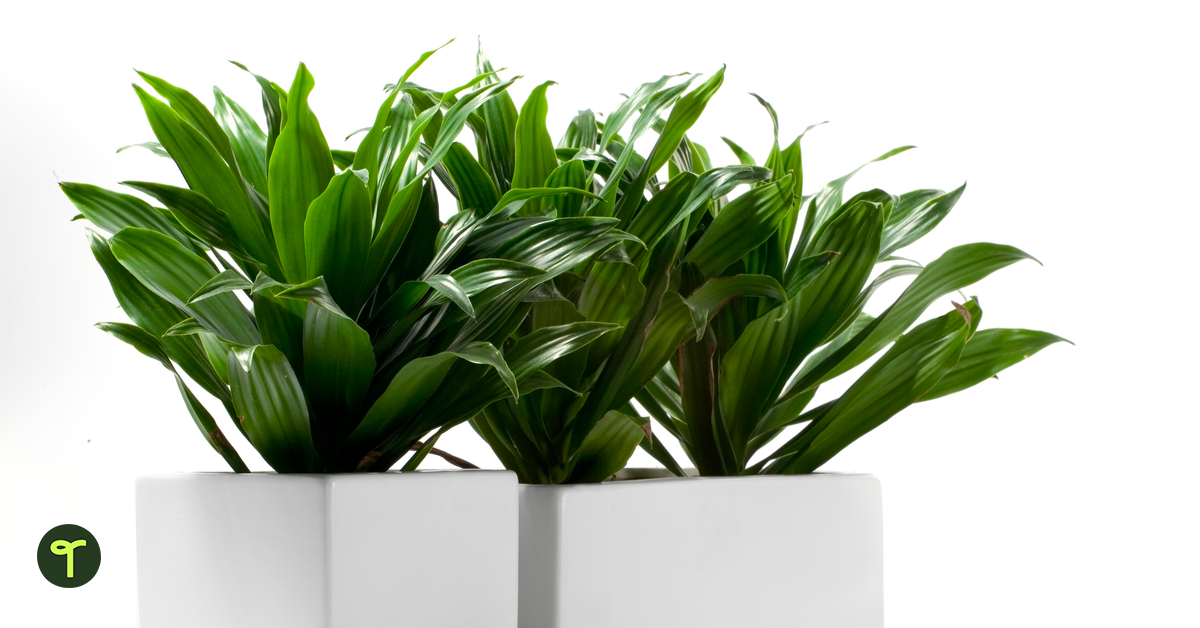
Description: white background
1,0,1197,625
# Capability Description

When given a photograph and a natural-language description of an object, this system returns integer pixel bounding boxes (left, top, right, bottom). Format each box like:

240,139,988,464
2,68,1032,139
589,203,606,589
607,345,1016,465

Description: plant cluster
66,41,1065,480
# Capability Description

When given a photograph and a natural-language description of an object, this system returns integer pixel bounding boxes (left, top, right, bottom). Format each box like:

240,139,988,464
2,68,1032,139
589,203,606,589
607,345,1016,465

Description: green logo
38,524,100,588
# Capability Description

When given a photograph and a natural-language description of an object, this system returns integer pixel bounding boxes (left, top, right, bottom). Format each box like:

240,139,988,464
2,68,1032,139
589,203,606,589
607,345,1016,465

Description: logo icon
38,524,100,588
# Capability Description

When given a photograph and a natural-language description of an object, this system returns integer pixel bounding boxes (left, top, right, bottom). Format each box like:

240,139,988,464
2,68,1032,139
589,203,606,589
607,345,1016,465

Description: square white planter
519,473,882,628
137,470,517,628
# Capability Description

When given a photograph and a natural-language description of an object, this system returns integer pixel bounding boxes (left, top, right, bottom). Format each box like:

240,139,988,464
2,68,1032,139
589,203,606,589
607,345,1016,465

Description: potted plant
461,62,1067,627
65,42,625,628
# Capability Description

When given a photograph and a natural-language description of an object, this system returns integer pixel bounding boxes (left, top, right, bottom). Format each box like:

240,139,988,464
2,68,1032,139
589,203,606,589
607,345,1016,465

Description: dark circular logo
37,524,101,588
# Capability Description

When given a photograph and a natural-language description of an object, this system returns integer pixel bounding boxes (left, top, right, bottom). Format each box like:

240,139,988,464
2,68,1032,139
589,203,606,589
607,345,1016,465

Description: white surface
0,1,1197,626
137,471,517,628
520,475,883,628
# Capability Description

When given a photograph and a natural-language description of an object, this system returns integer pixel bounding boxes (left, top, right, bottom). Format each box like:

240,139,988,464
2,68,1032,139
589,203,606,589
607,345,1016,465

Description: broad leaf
304,169,371,314
269,63,335,283
96,322,248,472
110,228,260,345
302,305,375,457
228,344,317,472
767,303,975,473
922,328,1069,401
566,411,645,483
61,182,200,254
684,174,795,277
512,81,559,214
134,85,281,278
213,86,269,195
86,230,234,410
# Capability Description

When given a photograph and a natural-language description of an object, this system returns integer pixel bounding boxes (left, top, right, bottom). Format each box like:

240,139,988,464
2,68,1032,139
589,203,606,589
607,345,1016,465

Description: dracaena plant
468,63,801,483
470,66,1066,482
64,43,622,473
630,96,1069,476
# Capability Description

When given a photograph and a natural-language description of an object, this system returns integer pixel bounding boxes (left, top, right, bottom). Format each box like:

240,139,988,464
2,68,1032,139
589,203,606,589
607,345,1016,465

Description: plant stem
411,441,480,469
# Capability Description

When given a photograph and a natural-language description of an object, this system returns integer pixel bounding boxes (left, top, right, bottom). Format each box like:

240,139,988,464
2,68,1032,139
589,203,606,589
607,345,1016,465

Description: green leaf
393,38,456,88
518,370,581,396
162,318,209,337
683,165,773,222
791,200,884,354
504,321,622,381
614,291,696,411
443,142,499,213
276,276,348,317
492,216,627,276
767,304,973,474
351,87,408,198
424,273,476,318
85,230,234,411
120,181,255,262
593,75,698,218
96,320,172,366
921,328,1069,401
60,182,200,254
721,137,757,166
187,269,251,304
823,243,1038,383
450,341,518,400
399,428,444,472
228,344,317,472
565,411,645,483
799,145,914,255
685,273,788,341
415,74,522,184
110,227,261,345
336,352,458,467
749,92,780,147
512,81,559,214
717,298,803,467
302,304,375,457
624,171,698,266
304,169,371,314
720,202,882,464
137,70,236,166
598,74,678,154
683,173,795,276
578,260,647,328
544,159,589,218
476,40,520,192
559,109,597,151
431,260,546,301
229,60,288,163
371,96,419,218
362,178,425,300
614,68,725,223
676,321,726,475
834,263,924,334
331,149,356,170
251,284,306,380
879,184,966,259
269,63,335,283
784,251,840,299
631,409,688,477
117,142,170,158
489,185,602,220
95,322,248,472
357,41,456,205
213,86,269,195
641,68,726,181
133,84,282,278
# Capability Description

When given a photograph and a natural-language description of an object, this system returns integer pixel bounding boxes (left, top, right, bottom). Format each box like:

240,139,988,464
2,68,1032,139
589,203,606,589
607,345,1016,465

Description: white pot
518,473,882,628
136,470,517,628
